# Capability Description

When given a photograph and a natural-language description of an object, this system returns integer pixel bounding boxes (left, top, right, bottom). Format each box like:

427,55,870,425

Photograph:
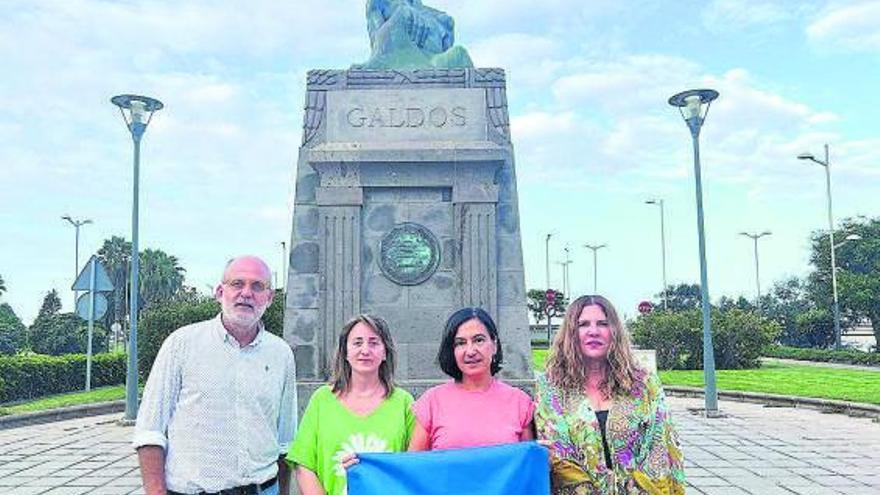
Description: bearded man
133,255,297,495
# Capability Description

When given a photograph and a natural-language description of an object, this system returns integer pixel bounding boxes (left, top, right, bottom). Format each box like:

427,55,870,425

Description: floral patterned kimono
535,372,685,495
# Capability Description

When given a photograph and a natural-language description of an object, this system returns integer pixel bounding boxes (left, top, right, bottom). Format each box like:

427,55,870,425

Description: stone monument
284,0,531,404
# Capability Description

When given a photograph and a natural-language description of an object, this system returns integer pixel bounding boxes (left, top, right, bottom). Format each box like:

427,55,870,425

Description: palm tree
97,236,132,325
139,249,186,308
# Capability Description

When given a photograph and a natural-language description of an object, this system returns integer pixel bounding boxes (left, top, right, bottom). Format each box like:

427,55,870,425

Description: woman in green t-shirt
288,314,415,495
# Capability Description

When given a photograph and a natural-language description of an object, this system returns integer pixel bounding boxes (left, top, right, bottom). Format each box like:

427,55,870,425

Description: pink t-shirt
412,379,535,450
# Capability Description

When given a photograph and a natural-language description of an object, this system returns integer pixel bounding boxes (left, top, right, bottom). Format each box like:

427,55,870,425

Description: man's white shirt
132,314,297,494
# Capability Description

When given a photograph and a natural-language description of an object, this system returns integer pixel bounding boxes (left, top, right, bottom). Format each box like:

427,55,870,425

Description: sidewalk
1,395,879,494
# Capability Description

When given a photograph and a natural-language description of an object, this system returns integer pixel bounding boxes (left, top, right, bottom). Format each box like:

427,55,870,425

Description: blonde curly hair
545,295,646,397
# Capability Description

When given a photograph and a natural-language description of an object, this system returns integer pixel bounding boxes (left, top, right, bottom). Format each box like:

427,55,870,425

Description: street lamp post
556,260,572,297
797,144,850,349
545,233,553,291
583,243,607,293
281,241,287,291
669,88,720,416
111,94,163,421
61,215,93,309
645,199,667,309
739,231,771,307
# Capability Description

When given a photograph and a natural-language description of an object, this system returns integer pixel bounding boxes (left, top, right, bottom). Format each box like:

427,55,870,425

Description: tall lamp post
61,215,93,309
797,144,850,349
111,94,163,421
280,241,287,291
645,199,667,309
583,243,607,293
556,260,572,297
669,88,719,416
545,233,553,291
739,231,771,307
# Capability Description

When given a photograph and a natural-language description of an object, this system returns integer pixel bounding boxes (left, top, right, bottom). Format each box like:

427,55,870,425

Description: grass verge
532,349,880,406
0,385,125,416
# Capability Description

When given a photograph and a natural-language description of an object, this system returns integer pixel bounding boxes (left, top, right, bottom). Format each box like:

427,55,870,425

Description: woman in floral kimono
536,295,685,495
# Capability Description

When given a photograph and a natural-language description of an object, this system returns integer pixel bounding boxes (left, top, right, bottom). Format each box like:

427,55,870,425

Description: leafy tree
36,289,62,320
718,296,755,312
526,288,567,324
656,283,702,312
29,313,107,355
793,308,835,349
0,273,6,297
0,303,26,355
760,277,815,347
808,216,880,350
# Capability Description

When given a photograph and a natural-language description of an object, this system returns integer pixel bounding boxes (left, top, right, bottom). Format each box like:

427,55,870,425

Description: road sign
76,292,108,320
638,301,653,314
72,255,114,292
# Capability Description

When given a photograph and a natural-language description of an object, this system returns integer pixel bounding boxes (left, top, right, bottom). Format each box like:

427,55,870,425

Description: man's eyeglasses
223,279,271,294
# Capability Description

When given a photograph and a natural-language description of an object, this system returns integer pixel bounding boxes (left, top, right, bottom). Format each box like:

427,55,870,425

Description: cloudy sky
1,0,878,323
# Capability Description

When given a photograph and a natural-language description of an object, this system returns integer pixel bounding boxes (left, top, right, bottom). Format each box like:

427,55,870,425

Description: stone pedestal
285,69,532,406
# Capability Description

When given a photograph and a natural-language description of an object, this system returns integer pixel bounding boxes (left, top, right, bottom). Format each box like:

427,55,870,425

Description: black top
595,410,613,469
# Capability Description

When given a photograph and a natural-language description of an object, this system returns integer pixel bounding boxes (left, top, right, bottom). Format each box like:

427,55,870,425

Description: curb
665,386,880,420
0,400,125,430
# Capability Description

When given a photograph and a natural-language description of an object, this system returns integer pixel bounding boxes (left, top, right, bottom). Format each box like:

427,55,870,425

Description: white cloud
807,1,880,52
702,0,792,33
470,34,564,88
551,55,703,112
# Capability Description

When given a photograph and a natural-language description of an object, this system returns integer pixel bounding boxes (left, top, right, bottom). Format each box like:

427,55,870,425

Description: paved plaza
1,396,879,494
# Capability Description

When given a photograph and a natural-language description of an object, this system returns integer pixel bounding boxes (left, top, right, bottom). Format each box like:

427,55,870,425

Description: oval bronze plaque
379,223,441,286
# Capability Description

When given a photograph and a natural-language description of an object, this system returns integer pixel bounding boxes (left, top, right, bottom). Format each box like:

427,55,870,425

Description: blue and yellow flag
348,442,549,495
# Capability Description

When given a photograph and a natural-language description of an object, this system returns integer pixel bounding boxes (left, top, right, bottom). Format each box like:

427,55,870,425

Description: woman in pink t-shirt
408,307,535,451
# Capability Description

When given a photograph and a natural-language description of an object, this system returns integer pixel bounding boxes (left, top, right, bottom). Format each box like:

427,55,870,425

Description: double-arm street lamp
61,215,93,309
111,94,163,421
583,243,607,293
797,144,860,349
739,231,771,307
645,199,667,310
669,88,719,416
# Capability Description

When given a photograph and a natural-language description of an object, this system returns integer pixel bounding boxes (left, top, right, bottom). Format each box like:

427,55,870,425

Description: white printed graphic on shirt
332,433,389,476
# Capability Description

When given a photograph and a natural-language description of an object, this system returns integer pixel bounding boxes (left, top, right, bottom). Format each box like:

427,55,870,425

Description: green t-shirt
288,385,415,495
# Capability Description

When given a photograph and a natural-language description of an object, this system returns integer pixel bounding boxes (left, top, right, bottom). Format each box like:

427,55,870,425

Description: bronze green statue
355,0,473,69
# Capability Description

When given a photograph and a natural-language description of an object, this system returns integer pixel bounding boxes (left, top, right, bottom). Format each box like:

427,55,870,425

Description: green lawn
531,349,880,406
0,385,126,416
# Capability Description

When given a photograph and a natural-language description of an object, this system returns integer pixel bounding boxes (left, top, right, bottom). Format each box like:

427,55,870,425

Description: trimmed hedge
0,352,126,403
763,345,880,367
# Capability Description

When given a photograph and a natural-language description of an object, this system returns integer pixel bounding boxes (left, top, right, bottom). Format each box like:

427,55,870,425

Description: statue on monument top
354,0,474,69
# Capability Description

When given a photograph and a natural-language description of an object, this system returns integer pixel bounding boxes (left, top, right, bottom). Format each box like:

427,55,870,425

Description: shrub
763,344,880,367
630,310,702,369
138,300,220,379
790,308,836,348
0,352,126,403
631,309,779,370
29,313,108,356
137,292,286,379
713,309,780,369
